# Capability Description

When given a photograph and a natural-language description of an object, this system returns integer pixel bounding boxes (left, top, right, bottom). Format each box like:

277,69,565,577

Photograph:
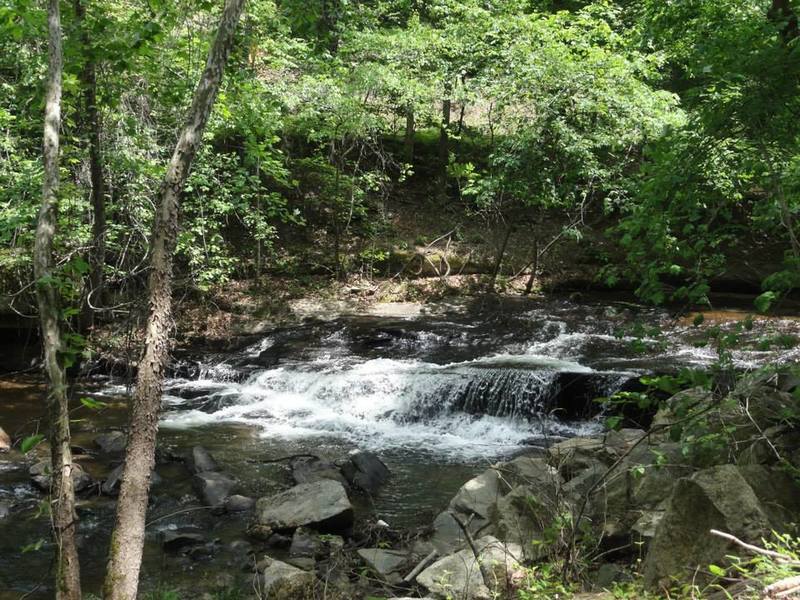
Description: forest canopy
1,0,799,309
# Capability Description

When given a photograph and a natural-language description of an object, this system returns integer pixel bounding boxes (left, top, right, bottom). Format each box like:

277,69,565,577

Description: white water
159,353,616,458
126,302,800,460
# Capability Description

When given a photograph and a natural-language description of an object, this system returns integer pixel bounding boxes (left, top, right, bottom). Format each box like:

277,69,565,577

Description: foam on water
159,355,611,458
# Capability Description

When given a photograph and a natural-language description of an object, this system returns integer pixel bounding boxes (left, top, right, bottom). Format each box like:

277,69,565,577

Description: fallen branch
245,453,319,465
403,549,438,583
450,511,494,590
764,575,800,599
709,530,800,566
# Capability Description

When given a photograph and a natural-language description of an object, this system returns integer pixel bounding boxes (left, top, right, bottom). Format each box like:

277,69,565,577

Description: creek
1,296,799,597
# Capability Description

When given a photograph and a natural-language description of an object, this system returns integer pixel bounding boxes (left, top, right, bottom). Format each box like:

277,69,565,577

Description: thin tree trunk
75,0,106,324
403,103,415,163
524,237,539,295
102,2,246,598
489,225,513,292
34,1,82,598
437,89,451,198
771,0,799,41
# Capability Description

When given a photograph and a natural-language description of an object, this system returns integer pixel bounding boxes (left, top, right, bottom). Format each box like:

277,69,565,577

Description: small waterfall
156,354,634,456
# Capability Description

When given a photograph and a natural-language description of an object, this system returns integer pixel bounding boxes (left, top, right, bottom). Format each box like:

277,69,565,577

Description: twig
450,511,494,590
403,549,438,583
764,575,800,599
709,530,800,566
245,453,319,465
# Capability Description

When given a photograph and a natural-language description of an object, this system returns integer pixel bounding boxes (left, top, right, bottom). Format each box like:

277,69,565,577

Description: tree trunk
403,103,415,164
102,2,246,598
34,1,82,598
771,0,799,42
437,87,451,198
75,0,106,325
489,225,512,292
524,237,539,295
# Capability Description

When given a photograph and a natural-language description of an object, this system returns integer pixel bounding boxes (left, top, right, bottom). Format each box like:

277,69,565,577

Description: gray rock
449,468,507,519
187,446,219,474
417,535,522,600
643,465,773,590
290,527,325,559
357,548,409,584
548,435,606,477
0,427,10,452
341,450,390,493
291,456,348,486
192,471,236,507
631,511,663,542
249,479,353,539
491,484,570,561
285,557,316,571
429,510,474,555
30,460,93,493
256,558,315,599
94,431,127,454
102,464,162,496
163,528,205,550
0,501,10,519
224,494,255,513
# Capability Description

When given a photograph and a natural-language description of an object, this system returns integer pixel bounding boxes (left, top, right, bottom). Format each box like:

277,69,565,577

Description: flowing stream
2,296,800,596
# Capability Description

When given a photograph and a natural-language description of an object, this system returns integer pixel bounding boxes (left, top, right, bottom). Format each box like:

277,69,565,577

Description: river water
1,296,799,596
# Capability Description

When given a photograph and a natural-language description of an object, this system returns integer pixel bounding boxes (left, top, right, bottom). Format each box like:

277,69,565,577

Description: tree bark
75,0,106,327
76,0,106,316
771,0,799,42
34,1,82,598
489,225,513,292
403,103,415,163
437,87,451,198
102,1,246,598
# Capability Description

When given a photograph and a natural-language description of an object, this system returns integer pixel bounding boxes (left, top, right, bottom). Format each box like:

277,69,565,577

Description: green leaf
754,292,777,314
21,433,44,454
708,564,726,577
80,397,108,411
692,313,705,328
21,539,45,553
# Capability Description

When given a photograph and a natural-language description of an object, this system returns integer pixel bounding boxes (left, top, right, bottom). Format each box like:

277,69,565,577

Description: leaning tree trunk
34,1,82,598
103,1,246,598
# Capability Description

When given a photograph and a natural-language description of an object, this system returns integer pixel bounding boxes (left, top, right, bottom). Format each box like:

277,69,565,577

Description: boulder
163,528,205,550
416,536,523,600
0,427,10,452
429,510,473,555
102,464,162,496
340,450,390,493
289,527,326,559
187,446,219,474
643,465,773,590
30,460,93,493
449,468,506,520
224,494,255,513
192,471,236,507
291,456,348,486
0,501,10,520
249,480,353,539
94,431,127,455
548,435,605,477
256,558,315,599
631,511,663,543
491,485,570,561
357,548,409,584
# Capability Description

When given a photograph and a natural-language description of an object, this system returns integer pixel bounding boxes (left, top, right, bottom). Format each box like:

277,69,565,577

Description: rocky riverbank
2,369,799,599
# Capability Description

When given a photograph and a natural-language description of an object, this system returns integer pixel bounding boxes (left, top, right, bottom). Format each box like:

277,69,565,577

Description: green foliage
20,433,44,454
